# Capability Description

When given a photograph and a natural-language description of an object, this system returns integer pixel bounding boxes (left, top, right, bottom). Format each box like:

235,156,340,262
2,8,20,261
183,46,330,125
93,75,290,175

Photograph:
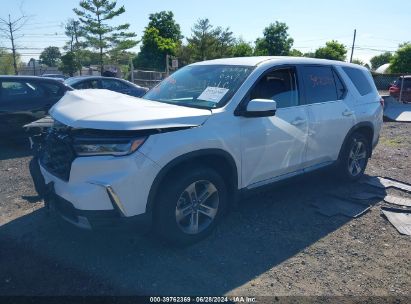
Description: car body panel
64,76,148,97
49,89,212,130
0,76,71,136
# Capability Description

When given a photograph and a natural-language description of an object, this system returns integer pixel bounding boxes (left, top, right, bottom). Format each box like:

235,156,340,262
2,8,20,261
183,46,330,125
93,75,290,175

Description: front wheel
154,166,228,245
337,132,370,181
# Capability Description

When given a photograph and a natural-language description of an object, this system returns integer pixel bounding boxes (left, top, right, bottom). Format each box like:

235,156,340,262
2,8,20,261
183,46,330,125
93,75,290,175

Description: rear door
299,65,354,168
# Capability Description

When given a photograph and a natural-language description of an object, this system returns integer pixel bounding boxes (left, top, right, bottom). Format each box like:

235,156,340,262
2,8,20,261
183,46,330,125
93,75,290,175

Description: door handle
291,118,306,126
342,110,354,116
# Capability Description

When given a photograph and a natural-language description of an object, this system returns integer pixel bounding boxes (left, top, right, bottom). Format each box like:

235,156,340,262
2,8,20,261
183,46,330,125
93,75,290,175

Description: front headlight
73,137,147,156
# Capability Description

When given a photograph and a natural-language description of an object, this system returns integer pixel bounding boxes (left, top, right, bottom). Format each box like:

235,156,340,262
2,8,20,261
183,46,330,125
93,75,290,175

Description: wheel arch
338,121,375,160
146,149,239,215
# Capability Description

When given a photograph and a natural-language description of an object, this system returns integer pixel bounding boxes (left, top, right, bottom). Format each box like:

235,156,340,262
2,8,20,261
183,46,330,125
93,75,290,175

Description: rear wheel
154,166,228,245
338,132,370,181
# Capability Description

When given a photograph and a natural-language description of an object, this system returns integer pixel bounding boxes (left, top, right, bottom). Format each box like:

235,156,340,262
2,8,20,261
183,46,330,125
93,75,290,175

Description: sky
1,0,410,64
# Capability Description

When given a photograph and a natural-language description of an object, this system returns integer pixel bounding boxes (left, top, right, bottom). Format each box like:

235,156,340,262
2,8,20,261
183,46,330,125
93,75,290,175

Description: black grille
40,131,75,181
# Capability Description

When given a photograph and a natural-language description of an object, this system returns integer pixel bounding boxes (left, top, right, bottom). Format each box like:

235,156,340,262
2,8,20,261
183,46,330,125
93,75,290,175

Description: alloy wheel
175,180,219,235
348,139,367,176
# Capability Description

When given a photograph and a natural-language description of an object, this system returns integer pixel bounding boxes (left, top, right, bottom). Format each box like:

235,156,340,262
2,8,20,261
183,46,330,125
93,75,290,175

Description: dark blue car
64,76,149,98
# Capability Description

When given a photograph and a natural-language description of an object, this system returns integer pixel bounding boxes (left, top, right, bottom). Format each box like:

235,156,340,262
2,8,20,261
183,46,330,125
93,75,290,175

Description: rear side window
342,67,372,96
0,81,44,102
40,82,64,97
301,66,339,104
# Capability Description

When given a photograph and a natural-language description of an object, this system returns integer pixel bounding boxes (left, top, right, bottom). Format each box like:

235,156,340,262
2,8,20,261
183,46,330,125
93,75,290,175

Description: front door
240,67,309,188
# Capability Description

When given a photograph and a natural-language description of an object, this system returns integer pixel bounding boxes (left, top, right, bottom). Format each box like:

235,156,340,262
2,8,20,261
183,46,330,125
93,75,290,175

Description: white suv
32,57,383,244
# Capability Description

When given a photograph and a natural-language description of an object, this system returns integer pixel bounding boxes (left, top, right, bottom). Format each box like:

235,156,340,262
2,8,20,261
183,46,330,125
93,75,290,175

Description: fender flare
146,148,239,214
337,121,375,160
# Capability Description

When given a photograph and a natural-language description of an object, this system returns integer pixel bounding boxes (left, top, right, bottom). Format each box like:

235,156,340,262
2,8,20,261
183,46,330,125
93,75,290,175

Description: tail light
379,97,384,108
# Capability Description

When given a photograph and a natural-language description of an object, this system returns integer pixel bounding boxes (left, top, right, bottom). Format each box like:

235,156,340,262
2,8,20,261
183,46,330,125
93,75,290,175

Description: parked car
64,76,148,97
389,76,411,103
41,74,68,81
31,57,383,244
0,76,72,138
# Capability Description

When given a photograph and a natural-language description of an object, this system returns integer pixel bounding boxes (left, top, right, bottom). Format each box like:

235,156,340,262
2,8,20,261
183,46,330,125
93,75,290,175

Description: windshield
143,65,253,109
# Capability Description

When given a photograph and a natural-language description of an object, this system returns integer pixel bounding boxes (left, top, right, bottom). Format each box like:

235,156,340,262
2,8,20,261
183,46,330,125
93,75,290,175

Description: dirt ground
0,122,410,297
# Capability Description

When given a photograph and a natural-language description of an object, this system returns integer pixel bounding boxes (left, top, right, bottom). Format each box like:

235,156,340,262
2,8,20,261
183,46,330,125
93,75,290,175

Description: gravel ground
0,122,410,297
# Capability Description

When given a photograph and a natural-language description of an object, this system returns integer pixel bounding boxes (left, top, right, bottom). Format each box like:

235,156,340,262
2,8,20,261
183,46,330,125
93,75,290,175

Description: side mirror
243,99,277,117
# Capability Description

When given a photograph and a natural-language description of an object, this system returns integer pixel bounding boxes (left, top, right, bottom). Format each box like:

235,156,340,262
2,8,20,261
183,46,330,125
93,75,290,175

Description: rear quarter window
342,67,373,96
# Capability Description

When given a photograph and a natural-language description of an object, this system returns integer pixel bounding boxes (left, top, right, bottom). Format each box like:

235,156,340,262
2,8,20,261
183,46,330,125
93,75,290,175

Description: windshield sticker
197,87,229,103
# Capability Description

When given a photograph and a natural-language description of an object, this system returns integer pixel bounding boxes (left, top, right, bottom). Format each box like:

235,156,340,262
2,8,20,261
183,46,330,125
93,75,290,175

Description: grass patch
379,136,405,148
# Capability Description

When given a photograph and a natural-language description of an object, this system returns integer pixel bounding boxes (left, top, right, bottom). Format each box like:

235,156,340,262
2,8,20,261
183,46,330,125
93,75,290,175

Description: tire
337,132,370,181
154,166,228,245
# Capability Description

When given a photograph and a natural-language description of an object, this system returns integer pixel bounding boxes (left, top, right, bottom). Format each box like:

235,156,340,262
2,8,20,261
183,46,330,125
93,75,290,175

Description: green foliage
231,39,253,57
39,46,61,66
370,52,392,70
146,11,182,41
0,49,19,75
134,27,178,70
390,42,411,73
314,40,347,61
59,51,81,76
289,49,303,57
303,52,315,58
134,11,182,71
186,18,235,61
74,0,137,72
254,21,294,56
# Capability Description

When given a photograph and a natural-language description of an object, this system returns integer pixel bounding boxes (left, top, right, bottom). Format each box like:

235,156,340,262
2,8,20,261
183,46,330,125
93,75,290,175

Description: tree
254,21,294,56
351,58,370,69
0,49,19,74
134,11,182,70
74,0,137,74
59,51,81,76
231,39,253,57
0,13,29,74
134,27,178,70
314,40,347,61
390,43,411,73
370,52,392,71
40,46,61,66
64,19,86,74
146,11,182,41
214,26,235,58
289,49,303,57
187,18,219,61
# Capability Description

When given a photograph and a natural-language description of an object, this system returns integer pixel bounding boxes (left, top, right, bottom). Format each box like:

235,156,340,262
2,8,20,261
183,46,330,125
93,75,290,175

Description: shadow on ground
0,168,386,296
0,139,31,161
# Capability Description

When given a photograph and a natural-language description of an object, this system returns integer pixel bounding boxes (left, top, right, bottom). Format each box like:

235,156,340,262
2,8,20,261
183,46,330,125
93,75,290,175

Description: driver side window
250,68,299,108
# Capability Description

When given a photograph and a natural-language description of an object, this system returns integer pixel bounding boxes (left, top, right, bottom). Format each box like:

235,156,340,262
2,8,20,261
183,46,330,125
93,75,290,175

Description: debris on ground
361,176,411,192
311,196,371,218
383,96,411,122
381,207,411,236
383,195,411,207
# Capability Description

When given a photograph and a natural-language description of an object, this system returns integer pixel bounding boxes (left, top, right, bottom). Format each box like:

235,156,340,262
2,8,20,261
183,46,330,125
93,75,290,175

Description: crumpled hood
49,89,212,130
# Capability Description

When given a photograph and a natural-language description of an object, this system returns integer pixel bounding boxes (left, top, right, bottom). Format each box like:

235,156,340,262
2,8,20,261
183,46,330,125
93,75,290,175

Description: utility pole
350,29,356,63
130,56,134,83
166,54,170,76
